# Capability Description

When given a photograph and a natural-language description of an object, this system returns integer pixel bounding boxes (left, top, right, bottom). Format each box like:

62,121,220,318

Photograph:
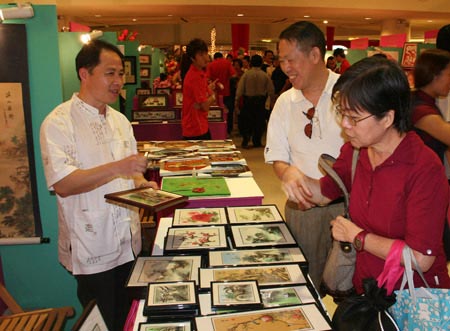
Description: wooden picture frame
195,304,332,331
226,205,284,223
138,320,193,331
139,94,169,109
401,42,418,68
208,247,307,267
139,54,151,65
124,56,137,85
140,67,150,78
211,280,263,310
136,88,152,96
127,255,203,287
104,187,187,212
146,281,198,310
164,225,229,254
172,207,228,227
199,264,307,290
71,300,108,331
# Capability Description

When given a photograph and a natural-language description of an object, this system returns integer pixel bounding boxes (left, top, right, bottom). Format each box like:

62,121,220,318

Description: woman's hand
330,215,363,243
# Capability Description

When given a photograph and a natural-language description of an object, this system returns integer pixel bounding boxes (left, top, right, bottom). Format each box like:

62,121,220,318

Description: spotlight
0,3,34,21
80,30,103,44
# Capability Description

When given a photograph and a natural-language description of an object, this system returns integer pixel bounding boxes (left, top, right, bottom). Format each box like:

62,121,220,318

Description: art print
173,208,228,226
138,321,192,331
230,223,296,248
147,281,196,307
211,280,262,308
260,286,316,307
165,226,228,251
208,247,306,266
127,256,201,287
227,205,283,223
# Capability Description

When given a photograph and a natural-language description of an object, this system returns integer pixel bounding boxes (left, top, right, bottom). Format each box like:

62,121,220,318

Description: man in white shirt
40,40,158,331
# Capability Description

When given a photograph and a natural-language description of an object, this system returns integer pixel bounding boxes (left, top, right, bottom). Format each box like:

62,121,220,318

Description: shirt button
426,249,432,255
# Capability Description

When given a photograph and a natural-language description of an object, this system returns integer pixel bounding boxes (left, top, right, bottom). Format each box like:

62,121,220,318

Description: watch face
354,237,363,251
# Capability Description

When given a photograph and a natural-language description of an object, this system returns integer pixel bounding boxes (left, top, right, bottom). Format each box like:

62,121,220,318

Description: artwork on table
195,304,332,331
205,152,244,165
164,226,229,253
230,223,297,249
139,54,151,65
401,43,418,68
104,187,187,212
146,281,197,309
208,247,306,267
227,205,284,223
127,256,202,287
210,163,251,177
162,177,230,197
72,300,108,331
159,157,210,175
197,140,235,149
138,320,193,331
211,280,262,309
139,94,169,109
199,264,306,289
260,285,316,307
172,208,228,226
124,56,137,84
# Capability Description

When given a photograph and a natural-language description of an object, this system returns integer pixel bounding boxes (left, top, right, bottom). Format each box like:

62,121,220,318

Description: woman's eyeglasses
335,109,374,126
303,107,315,139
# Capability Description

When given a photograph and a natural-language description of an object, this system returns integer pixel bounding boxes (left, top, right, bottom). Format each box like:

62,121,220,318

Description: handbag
387,242,450,330
319,149,359,301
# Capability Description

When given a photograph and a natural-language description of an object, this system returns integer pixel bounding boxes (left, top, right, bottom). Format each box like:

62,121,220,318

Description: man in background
333,48,351,74
40,39,158,331
265,21,345,291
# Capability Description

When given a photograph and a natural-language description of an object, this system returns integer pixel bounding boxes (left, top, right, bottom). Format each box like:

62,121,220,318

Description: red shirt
182,64,210,137
338,59,351,74
206,58,235,96
320,133,450,293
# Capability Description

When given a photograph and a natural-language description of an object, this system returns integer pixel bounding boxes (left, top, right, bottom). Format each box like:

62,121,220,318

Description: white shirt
264,70,345,179
40,94,141,275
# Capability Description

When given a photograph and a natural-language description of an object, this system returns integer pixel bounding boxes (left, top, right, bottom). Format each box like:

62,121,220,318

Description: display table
132,121,227,141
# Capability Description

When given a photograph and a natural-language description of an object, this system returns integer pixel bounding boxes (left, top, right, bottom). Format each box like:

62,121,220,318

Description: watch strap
353,230,368,252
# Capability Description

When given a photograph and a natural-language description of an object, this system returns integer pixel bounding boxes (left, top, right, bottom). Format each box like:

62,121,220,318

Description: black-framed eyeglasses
335,109,374,126
302,107,315,139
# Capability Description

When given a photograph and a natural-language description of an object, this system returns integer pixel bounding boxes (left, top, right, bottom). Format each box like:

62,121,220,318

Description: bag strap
351,148,359,185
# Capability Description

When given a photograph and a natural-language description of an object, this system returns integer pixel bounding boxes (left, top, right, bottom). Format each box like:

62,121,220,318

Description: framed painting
230,223,297,249
139,94,169,109
199,264,307,290
172,207,228,227
211,280,263,310
195,304,332,331
210,163,251,177
127,255,202,287
156,87,172,96
173,89,183,107
146,281,198,311
104,187,187,212
260,285,316,307
226,205,284,223
401,42,418,68
124,56,137,85
164,225,229,254
208,247,307,267
138,320,193,331
139,54,151,65
136,88,152,96
72,300,108,331
140,67,150,78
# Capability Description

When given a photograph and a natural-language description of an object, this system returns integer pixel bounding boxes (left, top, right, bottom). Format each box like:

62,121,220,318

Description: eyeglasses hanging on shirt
302,107,322,139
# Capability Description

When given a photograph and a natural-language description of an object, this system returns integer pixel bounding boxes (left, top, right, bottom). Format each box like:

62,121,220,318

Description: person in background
333,48,351,74
207,52,236,135
261,49,275,76
235,54,275,148
264,21,345,291
40,39,158,331
289,56,450,294
242,55,251,71
181,38,217,140
411,48,450,260
326,55,337,72
226,53,234,62
229,58,244,135
271,55,291,104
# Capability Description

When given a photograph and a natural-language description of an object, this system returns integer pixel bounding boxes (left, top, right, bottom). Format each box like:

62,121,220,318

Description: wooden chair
0,283,74,331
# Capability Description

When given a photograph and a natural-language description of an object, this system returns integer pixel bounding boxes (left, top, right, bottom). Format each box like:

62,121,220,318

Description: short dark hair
279,21,326,59
186,38,208,60
333,48,346,58
75,39,123,80
214,52,223,59
264,50,274,56
233,58,243,68
414,49,450,89
250,55,263,67
436,24,450,52
332,57,411,133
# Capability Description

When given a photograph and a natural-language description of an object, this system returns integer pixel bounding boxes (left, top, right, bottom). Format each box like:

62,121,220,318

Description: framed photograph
164,226,229,254
104,187,187,212
138,320,193,331
260,285,316,307
199,264,307,290
140,67,150,78
139,94,169,109
227,205,284,223
146,281,198,310
124,56,137,85
195,304,332,331
208,247,307,267
127,255,202,287
230,223,297,249
132,109,177,122
211,280,263,310
401,42,418,68
72,300,108,331
173,89,183,107
173,207,228,226
136,88,152,96
156,87,172,96
139,54,151,65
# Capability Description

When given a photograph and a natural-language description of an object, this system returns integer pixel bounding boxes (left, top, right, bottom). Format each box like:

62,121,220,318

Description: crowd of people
39,19,450,331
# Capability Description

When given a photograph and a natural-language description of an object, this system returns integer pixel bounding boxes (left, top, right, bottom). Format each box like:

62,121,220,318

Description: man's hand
281,166,316,210
116,154,148,177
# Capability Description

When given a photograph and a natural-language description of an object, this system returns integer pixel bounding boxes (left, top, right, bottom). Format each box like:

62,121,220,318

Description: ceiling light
261,39,272,43
237,13,244,17
80,30,103,44
0,3,34,21
304,15,310,18
323,20,328,24
364,17,372,20
132,18,137,22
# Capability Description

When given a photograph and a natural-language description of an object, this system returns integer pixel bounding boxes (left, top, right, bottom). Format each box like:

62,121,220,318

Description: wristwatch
353,230,369,252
